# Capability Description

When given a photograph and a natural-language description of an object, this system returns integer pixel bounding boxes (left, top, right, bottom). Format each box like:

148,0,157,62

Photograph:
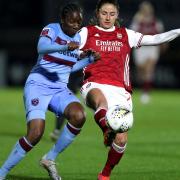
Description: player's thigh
48,88,80,117
81,82,108,110
100,86,133,111
24,82,52,121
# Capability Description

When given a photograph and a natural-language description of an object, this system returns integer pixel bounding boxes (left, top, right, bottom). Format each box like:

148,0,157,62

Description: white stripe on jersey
124,54,130,87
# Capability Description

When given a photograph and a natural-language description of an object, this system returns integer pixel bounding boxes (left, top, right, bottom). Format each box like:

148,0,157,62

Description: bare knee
114,132,128,146
26,119,45,145
68,109,86,128
65,103,86,128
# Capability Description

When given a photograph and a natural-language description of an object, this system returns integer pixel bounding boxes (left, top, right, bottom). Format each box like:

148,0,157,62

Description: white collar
95,25,115,32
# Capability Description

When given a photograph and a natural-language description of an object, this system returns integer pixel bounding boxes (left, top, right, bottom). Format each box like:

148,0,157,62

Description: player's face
97,3,118,29
62,11,83,37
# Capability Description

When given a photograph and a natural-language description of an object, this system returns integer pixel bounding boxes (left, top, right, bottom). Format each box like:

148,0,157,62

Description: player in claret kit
0,3,99,180
79,0,180,179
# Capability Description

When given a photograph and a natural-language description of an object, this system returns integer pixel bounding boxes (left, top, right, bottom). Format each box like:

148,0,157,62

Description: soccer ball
105,105,133,133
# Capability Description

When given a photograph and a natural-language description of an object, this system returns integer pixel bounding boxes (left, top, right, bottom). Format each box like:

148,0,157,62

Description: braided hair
60,3,83,21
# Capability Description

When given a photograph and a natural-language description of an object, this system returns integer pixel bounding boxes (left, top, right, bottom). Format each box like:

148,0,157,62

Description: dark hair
96,0,120,12
89,0,121,26
60,3,83,20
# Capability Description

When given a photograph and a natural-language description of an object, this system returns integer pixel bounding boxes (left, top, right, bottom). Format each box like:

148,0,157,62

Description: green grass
0,88,180,180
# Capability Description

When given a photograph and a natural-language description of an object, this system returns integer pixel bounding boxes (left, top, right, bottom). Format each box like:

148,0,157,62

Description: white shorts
80,82,133,111
133,46,160,65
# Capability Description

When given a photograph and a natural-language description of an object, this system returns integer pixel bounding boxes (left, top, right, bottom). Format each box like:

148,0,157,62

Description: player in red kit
130,1,167,104
79,0,180,179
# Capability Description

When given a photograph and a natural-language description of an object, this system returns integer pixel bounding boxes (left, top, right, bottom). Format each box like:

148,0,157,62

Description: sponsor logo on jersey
31,98,39,106
96,40,123,52
59,51,79,59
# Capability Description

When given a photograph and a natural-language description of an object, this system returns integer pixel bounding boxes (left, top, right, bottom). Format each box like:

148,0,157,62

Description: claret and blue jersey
31,23,81,84
23,23,91,121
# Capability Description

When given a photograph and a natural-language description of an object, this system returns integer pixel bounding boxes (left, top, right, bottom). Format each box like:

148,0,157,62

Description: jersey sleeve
126,28,143,48
40,24,56,41
79,27,88,49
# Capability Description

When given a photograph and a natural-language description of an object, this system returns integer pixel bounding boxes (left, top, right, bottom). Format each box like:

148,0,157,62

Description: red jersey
81,26,132,92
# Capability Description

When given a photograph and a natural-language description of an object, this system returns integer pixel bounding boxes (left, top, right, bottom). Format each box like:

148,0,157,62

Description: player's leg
40,89,85,179
81,83,108,132
96,87,132,179
99,132,127,179
87,88,116,146
0,82,50,179
87,88,108,129
49,71,82,142
138,59,156,104
81,83,116,146
44,101,85,160
0,119,45,179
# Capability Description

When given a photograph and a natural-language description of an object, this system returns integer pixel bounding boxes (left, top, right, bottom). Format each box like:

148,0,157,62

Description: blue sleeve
37,36,68,54
71,56,94,72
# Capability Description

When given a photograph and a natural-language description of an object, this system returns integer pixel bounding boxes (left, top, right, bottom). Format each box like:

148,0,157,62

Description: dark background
0,0,179,88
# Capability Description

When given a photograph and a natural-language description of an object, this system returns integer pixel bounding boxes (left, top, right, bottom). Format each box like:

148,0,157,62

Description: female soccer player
79,0,180,179
130,1,166,104
0,3,99,180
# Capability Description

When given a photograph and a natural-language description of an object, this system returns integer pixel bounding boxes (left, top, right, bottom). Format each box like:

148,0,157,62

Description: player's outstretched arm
71,51,100,72
71,57,93,72
141,29,180,46
37,36,69,54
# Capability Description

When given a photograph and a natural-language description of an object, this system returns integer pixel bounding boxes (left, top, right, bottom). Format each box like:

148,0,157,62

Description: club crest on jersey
117,33,122,39
31,98,39,106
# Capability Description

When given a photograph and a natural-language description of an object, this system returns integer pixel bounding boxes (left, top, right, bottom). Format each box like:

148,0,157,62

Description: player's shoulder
43,23,60,32
115,26,126,31
47,23,60,29
115,26,129,36
84,25,98,32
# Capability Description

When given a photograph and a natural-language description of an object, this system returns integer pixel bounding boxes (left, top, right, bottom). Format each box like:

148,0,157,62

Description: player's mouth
104,22,111,26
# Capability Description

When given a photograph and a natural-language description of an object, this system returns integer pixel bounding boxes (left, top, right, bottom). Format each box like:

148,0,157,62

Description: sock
46,122,81,161
0,137,33,177
94,108,108,133
143,80,153,93
102,142,127,176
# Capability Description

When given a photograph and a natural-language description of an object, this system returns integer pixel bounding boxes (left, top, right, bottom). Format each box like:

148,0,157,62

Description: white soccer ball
105,105,133,133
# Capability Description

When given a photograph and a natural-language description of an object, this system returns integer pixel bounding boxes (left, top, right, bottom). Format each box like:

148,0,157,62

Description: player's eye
100,10,107,16
110,12,116,16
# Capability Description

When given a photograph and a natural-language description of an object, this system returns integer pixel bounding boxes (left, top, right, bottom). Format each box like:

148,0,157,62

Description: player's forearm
141,29,180,46
71,56,94,72
37,37,68,54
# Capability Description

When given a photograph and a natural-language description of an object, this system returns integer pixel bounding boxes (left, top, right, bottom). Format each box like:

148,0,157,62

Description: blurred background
0,0,180,89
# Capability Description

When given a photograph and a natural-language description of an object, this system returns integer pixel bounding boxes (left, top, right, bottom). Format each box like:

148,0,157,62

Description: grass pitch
0,88,180,180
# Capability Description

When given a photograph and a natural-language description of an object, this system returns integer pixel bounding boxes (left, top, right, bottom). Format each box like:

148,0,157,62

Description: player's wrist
88,55,94,63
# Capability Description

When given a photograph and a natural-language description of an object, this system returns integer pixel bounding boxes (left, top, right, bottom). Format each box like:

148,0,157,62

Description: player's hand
92,51,101,61
67,41,79,51
80,49,101,61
